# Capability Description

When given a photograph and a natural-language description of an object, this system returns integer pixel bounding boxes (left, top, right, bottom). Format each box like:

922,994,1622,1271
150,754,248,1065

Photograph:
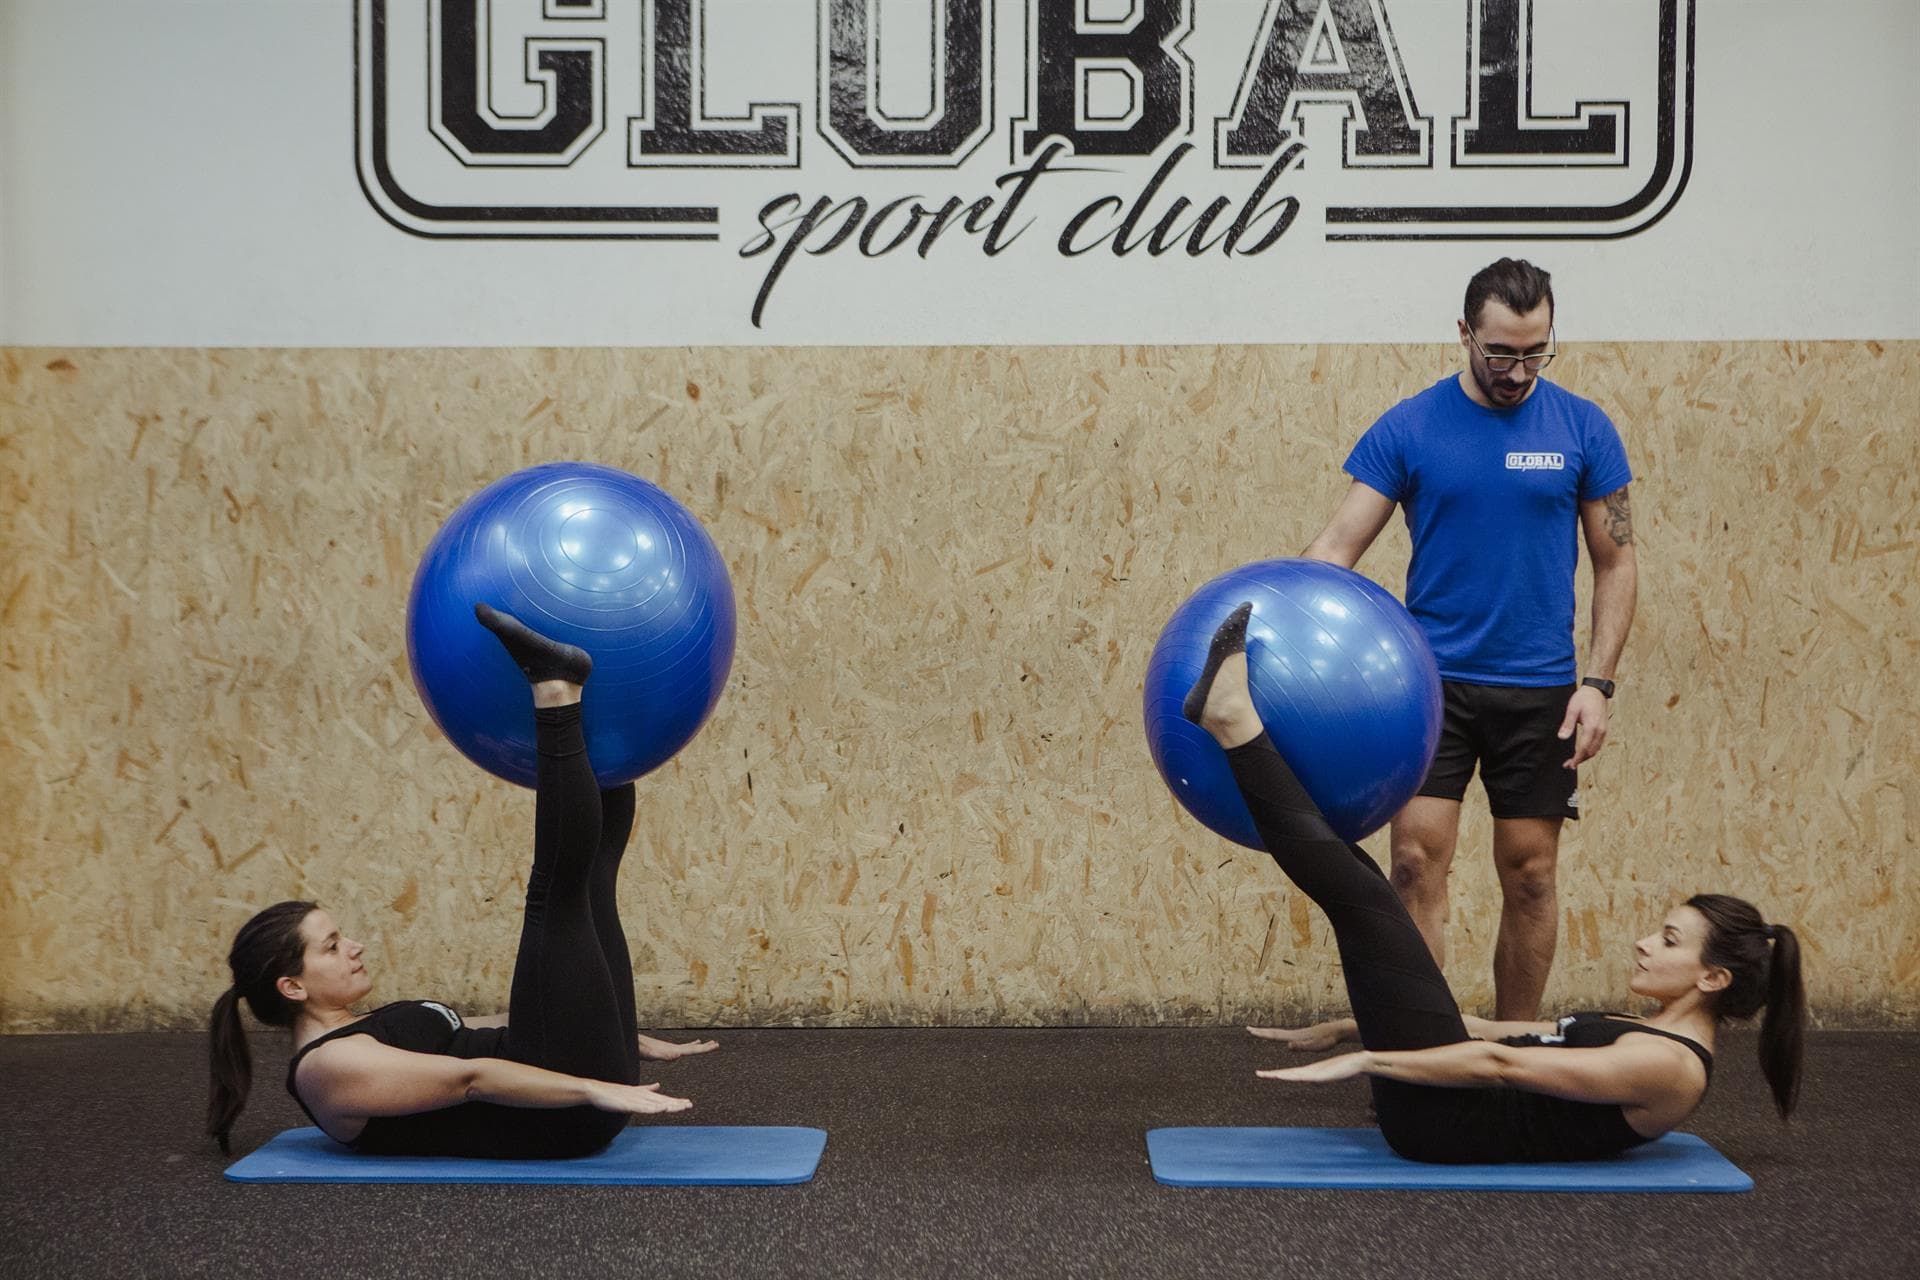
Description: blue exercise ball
1143,559,1442,846
407,462,736,788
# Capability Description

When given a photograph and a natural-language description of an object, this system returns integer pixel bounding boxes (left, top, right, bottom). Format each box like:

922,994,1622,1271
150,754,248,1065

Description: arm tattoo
1603,488,1634,547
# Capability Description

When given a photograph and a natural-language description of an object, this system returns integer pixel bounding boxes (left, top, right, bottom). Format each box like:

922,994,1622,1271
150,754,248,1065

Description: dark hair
1464,258,1555,329
208,900,317,1154
1685,893,1806,1120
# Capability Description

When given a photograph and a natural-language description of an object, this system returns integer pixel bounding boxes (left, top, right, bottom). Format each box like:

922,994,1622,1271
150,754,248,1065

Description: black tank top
284,1001,509,1149
1483,1011,1714,1161
1380,1011,1717,1166
1501,1011,1715,1079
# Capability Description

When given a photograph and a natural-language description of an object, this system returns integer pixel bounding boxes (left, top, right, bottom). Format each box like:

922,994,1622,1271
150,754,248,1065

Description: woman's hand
588,1081,694,1115
637,1033,720,1062
1257,1051,1372,1084
1247,1019,1353,1052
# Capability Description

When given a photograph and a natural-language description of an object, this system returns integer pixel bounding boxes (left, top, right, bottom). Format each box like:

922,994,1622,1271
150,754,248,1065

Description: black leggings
504,704,642,1089
356,705,641,1159
466,704,640,1155
1226,732,1484,1156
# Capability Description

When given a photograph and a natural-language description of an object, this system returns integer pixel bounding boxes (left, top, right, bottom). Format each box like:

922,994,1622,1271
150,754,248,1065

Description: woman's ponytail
1758,923,1806,1120
207,986,251,1154
207,901,316,1154
1686,895,1808,1121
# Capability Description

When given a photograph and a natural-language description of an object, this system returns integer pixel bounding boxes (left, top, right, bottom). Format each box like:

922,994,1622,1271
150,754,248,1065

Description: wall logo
355,1,1695,324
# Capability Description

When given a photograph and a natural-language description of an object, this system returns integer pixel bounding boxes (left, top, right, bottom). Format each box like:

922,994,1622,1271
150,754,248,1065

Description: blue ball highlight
1144,559,1443,845
406,462,736,788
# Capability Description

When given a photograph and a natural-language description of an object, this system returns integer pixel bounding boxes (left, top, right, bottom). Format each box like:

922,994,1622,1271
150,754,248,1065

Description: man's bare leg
1491,815,1562,1021
1389,796,1463,968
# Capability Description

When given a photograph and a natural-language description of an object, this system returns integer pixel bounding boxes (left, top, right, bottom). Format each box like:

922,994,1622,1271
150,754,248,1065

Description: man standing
1301,259,1637,1020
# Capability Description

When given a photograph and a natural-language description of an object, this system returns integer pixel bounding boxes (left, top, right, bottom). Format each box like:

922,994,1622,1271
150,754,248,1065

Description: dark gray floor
2,1026,1915,1279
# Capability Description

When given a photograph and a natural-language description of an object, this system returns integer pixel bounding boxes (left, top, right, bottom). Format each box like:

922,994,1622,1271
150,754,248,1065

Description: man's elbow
1301,535,1362,569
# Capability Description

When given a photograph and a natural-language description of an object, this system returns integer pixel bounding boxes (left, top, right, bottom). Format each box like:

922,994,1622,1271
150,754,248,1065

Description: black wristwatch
1581,676,1616,699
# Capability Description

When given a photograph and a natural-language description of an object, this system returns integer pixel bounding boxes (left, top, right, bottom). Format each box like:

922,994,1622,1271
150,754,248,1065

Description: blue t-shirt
1343,376,1631,686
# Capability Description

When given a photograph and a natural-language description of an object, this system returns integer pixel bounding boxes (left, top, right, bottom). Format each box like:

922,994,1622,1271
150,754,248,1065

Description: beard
1474,363,1534,407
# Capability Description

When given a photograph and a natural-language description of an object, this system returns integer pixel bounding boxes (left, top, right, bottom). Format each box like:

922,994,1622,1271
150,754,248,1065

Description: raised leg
589,782,641,1083
1187,605,1469,1053
473,604,630,1087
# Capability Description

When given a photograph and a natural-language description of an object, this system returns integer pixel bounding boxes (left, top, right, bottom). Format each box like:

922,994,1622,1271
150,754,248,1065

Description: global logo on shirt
1506,451,1566,471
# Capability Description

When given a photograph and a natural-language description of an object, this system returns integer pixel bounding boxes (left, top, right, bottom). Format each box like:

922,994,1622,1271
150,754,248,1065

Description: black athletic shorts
1416,680,1580,821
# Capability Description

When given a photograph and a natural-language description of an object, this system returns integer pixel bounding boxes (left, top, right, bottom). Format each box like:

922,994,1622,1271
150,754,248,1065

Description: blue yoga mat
226,1126,827,1185
1146,1127,1751,1192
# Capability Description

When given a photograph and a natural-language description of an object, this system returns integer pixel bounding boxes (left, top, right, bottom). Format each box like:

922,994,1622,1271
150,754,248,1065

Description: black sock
475,603,593,685
1181,602,1253,724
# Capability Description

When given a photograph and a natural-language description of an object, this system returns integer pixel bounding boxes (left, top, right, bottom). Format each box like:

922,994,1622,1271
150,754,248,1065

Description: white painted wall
2,0,1914,344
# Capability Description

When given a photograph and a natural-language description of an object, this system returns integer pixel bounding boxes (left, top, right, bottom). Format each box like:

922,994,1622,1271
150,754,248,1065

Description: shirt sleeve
1342,406,1408,503
1579,407,1633,501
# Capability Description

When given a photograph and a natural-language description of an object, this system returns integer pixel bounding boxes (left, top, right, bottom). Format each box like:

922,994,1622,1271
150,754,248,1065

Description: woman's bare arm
295,1036,691,1125
1258,1036,1694,1111
452,1016,719,1060
1252,1014,1558,1048
1247,1019,1358,1051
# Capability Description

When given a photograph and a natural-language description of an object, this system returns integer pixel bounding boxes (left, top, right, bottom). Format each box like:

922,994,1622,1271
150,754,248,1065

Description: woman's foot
474,603,592,689
1182,602,1263,748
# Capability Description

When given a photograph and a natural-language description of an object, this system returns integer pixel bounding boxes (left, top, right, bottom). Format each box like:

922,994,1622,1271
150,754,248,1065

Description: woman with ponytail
207,605,716,1159
1189,604,1807,1162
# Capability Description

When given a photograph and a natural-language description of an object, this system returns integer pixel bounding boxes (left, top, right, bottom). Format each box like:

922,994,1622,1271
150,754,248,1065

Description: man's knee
1495,845,1559,913
1494,820,1561,901
1502,862,1558,914
1389,842,1450,902
1390,799,1462,906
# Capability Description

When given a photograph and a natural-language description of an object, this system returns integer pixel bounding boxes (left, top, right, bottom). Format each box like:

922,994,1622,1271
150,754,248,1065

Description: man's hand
1558,685,1611,768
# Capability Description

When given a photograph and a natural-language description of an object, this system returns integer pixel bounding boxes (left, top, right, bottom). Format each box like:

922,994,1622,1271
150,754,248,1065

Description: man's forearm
1586,552,1638,678
1300,531,1361,568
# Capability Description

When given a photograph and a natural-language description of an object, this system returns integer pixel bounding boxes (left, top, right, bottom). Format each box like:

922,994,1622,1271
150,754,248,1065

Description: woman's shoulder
292,1003,452,1095
293,1001,447,1061
291,1009,381,1074
1568,1013,1714,1072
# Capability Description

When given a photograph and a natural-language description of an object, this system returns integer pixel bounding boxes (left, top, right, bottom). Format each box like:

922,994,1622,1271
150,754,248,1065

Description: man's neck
1458,368,1540,410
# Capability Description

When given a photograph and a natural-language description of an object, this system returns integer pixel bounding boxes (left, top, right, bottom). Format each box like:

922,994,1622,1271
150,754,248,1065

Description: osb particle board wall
2,342,1914,1031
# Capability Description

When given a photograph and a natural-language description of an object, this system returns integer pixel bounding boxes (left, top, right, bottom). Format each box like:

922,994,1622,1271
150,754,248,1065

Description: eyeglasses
1466,323,1556,373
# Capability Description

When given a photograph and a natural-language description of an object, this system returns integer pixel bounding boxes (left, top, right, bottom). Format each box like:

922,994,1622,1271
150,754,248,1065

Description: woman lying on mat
1184,604,1806,1164
207,605,714,1159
